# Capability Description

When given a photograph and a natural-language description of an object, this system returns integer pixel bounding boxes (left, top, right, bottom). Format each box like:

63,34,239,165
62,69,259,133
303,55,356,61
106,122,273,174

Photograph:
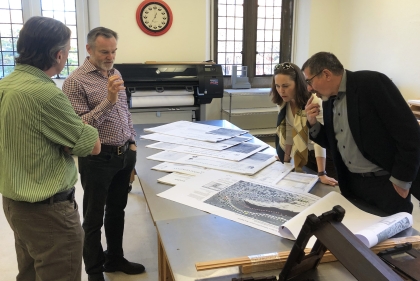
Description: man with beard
63,27,144,281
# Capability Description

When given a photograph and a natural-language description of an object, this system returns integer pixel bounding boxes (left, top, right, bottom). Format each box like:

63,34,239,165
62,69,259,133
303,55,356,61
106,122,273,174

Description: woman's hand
319,175,338,186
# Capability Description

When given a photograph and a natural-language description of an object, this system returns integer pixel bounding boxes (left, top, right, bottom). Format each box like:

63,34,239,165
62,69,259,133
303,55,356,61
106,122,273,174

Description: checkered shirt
63,58,135,146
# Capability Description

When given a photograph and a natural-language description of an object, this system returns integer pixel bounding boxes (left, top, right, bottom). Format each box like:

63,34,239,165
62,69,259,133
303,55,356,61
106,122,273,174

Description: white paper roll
131,90,193,97
131,95,195,108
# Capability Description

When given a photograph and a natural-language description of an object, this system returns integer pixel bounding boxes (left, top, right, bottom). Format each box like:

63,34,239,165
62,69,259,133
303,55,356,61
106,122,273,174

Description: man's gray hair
87,27,118,48
302,52,344,76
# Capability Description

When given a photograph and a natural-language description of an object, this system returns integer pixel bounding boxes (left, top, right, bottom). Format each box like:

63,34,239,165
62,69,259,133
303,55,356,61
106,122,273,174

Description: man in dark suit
302,52,420,215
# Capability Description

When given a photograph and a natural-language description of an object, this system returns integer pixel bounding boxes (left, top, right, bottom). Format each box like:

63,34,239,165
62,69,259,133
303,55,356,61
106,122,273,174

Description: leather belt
101,141,130,155
34,187,75,204
357,170,390,178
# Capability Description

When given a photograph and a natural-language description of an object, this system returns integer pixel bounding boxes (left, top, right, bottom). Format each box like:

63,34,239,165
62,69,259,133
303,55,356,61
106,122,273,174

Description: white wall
90,0,210,63
294,0,420,100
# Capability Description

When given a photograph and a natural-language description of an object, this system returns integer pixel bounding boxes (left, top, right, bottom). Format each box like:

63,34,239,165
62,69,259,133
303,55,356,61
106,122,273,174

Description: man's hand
305,95,320,126
107,74,125,104
393,183,409,198
129,144,137,151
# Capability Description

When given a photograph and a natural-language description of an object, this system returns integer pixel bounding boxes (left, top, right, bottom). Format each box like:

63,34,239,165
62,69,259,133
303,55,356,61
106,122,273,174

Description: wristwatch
317,171,327,176
128,140,137,147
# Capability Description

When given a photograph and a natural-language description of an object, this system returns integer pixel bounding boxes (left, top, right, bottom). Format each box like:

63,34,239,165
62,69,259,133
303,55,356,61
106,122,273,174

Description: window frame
1,0,89,79
213,0,294,82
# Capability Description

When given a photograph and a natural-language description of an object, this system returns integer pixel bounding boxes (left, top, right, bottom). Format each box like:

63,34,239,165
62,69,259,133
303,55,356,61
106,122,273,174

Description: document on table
157,172,194,185
152,162,207,175
146,141,268,161
144,120,248,142
147,151,276,175
140,133,252,151
279,192,413,248
154,161,294,186
276,172,319,193
157,170,320,236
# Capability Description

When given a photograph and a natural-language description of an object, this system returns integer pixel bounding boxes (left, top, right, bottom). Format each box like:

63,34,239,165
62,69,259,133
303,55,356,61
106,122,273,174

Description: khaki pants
2,196,83,281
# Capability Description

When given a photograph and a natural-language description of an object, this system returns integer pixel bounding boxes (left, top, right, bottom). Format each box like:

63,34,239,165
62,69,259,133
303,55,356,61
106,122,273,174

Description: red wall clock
136,0,173,36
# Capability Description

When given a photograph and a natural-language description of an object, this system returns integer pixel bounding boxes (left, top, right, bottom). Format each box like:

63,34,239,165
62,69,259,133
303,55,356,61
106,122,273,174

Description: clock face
136,0,173,36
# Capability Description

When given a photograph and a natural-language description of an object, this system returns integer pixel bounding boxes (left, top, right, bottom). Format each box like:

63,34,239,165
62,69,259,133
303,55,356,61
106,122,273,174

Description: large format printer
114,63,224,123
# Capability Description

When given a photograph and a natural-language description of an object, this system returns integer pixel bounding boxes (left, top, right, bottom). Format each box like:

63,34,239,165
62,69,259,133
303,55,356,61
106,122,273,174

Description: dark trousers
78,149,137,276
347,172,413,215
3,196,83,281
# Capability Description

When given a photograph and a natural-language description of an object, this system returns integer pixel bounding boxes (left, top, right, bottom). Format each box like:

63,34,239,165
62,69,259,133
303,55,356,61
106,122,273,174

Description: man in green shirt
0,17,101,281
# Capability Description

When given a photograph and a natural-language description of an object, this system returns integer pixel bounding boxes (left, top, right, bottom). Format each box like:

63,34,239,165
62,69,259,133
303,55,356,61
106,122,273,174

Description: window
41,0,79,77
0,0,87,79
0,0,23,78
214,0,294,78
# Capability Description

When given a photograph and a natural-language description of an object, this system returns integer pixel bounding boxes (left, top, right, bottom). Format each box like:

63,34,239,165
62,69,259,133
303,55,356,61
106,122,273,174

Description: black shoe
103,257,145,275
88,273,105,281
128,183,132,193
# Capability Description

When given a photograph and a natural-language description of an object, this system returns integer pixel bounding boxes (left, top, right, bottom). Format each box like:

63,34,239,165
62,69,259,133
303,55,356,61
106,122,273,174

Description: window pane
226,40,234,52
218,29,226,41
10,10,22,23
65,11,76,25
0,10,10,23
3,51,14,64
1,37,12,51
234,41,242,52
227,29,235,41
70,38,78,52
218,17,226,28
235,29,242,41
4,65,14,75
68,52,78,65
42,0,53,10
234,53,242,64
54,0,65,11
218,53,225,64
264,42,273,52
0,23,12,37
11,23,22,37
41,0,79,78
42,10,54,18
218,4,226,16
218,41,226,52
274,19,281,29
0,3,21,77
9,0,22,10
226,17,235,28
54,11,65,23
65,0,76,11
256,29,265,41
265,30,272,41
0,0,8,9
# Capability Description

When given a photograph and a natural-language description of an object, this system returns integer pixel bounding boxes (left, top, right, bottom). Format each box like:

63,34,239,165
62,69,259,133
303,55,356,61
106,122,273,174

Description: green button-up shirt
0,64,98,202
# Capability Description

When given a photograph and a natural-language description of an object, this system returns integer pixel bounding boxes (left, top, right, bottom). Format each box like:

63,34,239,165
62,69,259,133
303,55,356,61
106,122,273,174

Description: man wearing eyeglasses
302,51,420,215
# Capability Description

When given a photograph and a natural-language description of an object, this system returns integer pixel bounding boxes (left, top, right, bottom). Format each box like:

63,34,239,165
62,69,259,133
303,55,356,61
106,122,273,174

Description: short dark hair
302,52,344,76
270,62,311,108
15,16,71,71
87,27,118,48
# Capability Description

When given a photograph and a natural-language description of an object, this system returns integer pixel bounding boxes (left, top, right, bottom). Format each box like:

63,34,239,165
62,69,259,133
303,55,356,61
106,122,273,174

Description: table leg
158,233,174,281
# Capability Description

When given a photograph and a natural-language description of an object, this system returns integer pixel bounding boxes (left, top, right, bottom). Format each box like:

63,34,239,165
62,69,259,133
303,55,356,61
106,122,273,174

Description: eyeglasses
305,70,323,86
274,62,294,71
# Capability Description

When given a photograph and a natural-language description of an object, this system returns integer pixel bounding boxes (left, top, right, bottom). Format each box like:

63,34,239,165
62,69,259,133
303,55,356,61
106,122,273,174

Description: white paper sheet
152,161,293,185
141,133,252,151
147,150,276,175
152,162,207,175
144,120,248,142
276,172,319,193
157,170,320,236
279,192,413,248
157,172,195,185
146,141,268,161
